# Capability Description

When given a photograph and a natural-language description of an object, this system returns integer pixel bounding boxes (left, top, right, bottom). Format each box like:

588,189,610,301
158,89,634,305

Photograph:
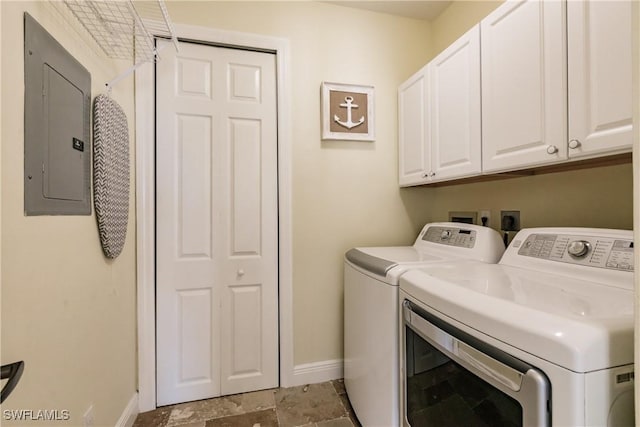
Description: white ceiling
324,1,452,21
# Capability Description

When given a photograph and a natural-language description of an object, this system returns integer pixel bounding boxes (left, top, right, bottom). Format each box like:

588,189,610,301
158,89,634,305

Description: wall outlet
500,210,520,231
478,210,491,227
83,404,94,427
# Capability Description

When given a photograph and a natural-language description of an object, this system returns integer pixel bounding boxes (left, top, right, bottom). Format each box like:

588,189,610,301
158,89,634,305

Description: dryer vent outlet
500,211,520,232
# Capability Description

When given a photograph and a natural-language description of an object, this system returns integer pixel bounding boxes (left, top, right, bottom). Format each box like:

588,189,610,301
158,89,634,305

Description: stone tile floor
133,380,362,427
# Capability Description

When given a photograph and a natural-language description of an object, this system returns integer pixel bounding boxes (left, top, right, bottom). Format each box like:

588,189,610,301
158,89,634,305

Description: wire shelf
63,0,178,63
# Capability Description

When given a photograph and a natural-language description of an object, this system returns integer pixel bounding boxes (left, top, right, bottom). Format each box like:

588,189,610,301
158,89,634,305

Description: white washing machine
399,227,634,427
344,222,505,427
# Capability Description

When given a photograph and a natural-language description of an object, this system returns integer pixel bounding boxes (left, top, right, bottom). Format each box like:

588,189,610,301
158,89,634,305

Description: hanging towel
93,94,130,259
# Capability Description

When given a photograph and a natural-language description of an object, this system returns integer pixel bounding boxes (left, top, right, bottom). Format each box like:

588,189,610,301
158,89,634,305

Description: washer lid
345,247,445,282
345,248,399,277
349,246,444,266
399,260,634,373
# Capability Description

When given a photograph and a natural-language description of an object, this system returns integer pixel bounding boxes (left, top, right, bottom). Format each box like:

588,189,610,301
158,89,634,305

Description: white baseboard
115,393,139,427
290,359,343,387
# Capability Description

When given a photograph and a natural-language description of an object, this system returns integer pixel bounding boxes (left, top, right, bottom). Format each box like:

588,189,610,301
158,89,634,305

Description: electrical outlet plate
500,210,520,231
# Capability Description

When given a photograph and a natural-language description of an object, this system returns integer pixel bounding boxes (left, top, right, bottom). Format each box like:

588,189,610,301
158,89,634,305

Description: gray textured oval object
93,94,130,259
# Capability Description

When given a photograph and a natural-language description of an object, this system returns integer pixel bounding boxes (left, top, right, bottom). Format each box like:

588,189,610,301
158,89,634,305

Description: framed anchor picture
321,82,375,141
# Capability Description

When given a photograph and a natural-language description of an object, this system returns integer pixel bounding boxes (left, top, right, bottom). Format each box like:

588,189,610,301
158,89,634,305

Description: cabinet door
430,25,481,182
398,66,430,186
567,0,632,159
481,0,566,173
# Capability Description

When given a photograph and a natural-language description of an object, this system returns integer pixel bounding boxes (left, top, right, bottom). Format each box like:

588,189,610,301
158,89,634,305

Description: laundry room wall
165,1,434,367
428,164,633,230
1,2,137,426
426,0,634,231
430,0,502,56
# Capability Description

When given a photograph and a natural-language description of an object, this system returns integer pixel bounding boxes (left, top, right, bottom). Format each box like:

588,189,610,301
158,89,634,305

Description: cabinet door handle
430,172,436,177
568,139,581,149
546,145,558,155
422,172,429,178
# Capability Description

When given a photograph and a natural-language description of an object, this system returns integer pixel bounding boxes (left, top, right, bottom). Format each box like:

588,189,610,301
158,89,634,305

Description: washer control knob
546,145,559,155
568,139,581,149
567,240,591,258
441,230,452,240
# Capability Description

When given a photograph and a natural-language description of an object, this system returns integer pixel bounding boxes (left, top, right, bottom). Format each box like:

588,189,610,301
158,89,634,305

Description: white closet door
481,0,566,173
398,66,430,186
430,24,481,181
156,39,278,405
567,0,632,159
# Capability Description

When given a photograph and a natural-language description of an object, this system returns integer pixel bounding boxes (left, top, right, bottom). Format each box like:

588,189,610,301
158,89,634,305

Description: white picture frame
321,82,375,141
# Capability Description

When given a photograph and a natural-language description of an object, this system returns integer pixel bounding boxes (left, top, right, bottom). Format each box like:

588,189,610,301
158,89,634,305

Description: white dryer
399,227,634,427
344,222,505,427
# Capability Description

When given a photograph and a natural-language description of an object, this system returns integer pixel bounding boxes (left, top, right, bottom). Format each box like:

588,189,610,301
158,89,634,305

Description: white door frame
135,24,293,412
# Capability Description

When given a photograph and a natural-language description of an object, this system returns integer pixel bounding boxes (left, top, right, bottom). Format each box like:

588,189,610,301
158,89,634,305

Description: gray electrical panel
24,13,91,215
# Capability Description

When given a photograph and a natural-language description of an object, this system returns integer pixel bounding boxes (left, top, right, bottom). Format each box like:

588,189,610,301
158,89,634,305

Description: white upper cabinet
430,25,481,182
481,0,567,173
567,0,632,159
398,25,481,186
398,0,632,186
398,66,430,186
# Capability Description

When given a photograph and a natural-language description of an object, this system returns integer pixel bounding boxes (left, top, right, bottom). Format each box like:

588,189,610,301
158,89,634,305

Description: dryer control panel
516,233,634,272
422,226,477,248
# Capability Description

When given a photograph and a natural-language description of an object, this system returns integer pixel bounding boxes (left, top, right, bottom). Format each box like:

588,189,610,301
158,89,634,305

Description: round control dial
567,240,591,258
441,230,452,240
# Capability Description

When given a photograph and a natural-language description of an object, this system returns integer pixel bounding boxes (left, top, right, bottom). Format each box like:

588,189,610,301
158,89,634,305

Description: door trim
135,24,293,412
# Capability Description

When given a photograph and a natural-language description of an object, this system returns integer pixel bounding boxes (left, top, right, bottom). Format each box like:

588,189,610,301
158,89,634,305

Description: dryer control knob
567,240,591,258
441,230,452,240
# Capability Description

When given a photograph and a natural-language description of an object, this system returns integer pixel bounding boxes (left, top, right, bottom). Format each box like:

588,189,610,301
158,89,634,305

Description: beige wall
429,164,633,231
1,2,137,425
430,0,502,56
165,1,433,365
